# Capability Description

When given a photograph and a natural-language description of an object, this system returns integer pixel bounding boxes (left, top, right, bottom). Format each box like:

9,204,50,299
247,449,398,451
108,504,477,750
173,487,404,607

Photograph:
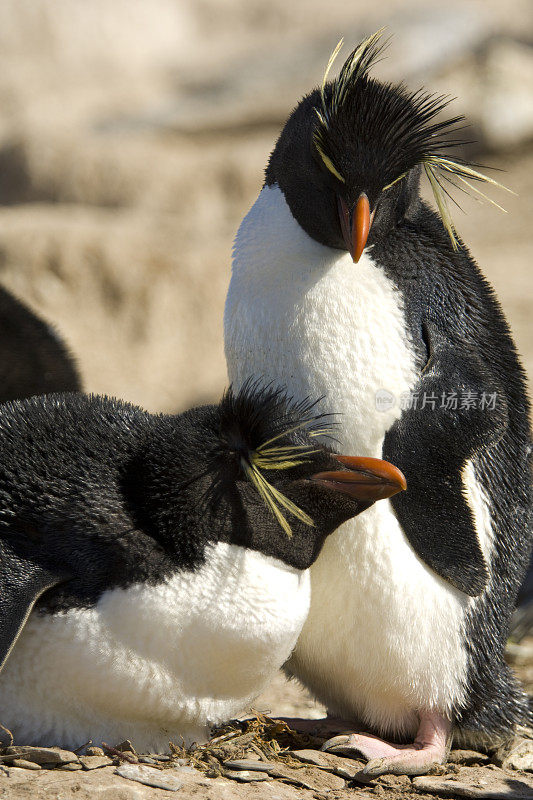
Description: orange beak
311,455,406,503
338,193,373,263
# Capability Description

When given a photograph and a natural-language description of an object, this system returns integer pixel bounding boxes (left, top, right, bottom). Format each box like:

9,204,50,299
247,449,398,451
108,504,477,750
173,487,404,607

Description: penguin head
266,30,508,258
135,381,406,570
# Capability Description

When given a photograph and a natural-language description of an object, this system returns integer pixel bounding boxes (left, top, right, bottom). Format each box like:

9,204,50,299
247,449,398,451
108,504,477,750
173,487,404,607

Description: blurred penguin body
0,386,403,751
0,287,80,401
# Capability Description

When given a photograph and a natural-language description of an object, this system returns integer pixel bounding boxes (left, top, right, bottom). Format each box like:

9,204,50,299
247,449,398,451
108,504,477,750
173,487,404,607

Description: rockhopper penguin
225,31,533,775
0,382,405,752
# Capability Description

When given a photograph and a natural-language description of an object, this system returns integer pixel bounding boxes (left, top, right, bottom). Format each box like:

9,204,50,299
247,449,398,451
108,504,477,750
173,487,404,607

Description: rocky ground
2,665,533,800
0,0,531,798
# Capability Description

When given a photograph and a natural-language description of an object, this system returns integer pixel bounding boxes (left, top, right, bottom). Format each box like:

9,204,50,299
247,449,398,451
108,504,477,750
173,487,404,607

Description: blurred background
0,0,530,415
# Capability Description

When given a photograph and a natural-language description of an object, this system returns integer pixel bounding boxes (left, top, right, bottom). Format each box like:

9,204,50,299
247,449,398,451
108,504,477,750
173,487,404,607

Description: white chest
0,543,310,751
225,185,418,456
225,186,475,735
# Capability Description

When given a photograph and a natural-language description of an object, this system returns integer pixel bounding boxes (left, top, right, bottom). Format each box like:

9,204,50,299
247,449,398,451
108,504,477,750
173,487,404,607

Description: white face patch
225,184,477,737
0,543,310,752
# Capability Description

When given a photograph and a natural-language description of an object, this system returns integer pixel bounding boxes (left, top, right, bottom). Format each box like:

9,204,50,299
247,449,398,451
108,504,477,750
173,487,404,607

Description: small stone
11,759,41,770
224,769,270,782
289,750,330,768
267,764,345,792
116,763,183,791
493,737,533,771
3,747,78,765
86,746,105,757
290,748,363,780
413,773,533,799
79,755,113,770
155,754,171,761
223,759,278,775
115,740,137,754
57,762,83,771
139,757,157,764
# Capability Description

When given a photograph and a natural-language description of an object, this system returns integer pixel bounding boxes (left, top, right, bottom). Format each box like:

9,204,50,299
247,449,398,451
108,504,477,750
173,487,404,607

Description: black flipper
0,542,69,672
383,322,508,597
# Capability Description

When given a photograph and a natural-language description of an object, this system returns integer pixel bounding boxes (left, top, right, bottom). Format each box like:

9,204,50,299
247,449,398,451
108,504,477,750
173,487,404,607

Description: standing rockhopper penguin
225,31,533,775
0,383,405,752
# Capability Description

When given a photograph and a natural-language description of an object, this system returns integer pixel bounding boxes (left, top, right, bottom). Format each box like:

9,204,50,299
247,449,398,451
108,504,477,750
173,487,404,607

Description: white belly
225,185,474,736
0,542,310,751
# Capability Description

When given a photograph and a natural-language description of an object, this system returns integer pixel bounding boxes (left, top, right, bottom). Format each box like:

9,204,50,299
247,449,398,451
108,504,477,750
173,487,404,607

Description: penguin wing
0,540,71,672
383,322,508,596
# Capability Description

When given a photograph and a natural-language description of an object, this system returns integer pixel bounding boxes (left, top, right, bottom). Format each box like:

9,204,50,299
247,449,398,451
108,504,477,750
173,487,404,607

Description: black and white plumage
0,383,404,751
0,286,81,402
225,31,532,775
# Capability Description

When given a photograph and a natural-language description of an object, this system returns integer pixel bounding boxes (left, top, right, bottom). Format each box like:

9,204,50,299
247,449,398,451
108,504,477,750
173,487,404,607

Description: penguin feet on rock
322,712,452,776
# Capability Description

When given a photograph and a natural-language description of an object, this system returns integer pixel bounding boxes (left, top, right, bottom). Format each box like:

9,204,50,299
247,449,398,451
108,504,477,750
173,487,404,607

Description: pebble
3,747,78,765
86,746,105,757
115,740,137,754
116,763,183,791
224,769,270,782
272,764,345,792
154,754,171,761
223,759,279,775
139,757,157,764
288,750,330,768
290,748,363,779
57,762,83,771
413,773,533,799
79,755,113,770
493,737,533,772
11,759,41,770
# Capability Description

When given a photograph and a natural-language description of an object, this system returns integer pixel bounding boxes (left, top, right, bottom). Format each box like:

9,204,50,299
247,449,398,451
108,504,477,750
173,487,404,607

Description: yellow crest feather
241,419,323,537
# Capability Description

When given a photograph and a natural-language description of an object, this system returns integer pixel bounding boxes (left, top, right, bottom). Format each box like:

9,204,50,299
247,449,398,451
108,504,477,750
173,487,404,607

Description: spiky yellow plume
311,29,513,250
242,420,321,537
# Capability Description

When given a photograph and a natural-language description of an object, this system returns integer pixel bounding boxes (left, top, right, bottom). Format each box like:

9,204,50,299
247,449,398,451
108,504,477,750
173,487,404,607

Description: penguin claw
321,733,354,752
322,732,402,760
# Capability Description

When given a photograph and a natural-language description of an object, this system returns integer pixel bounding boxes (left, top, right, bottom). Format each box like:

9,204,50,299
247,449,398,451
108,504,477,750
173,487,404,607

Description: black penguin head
266,30,508,257
134,381,405,571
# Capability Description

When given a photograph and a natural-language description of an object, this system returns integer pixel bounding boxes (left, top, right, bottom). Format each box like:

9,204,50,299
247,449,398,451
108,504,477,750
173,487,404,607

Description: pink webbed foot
322,711,452,777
